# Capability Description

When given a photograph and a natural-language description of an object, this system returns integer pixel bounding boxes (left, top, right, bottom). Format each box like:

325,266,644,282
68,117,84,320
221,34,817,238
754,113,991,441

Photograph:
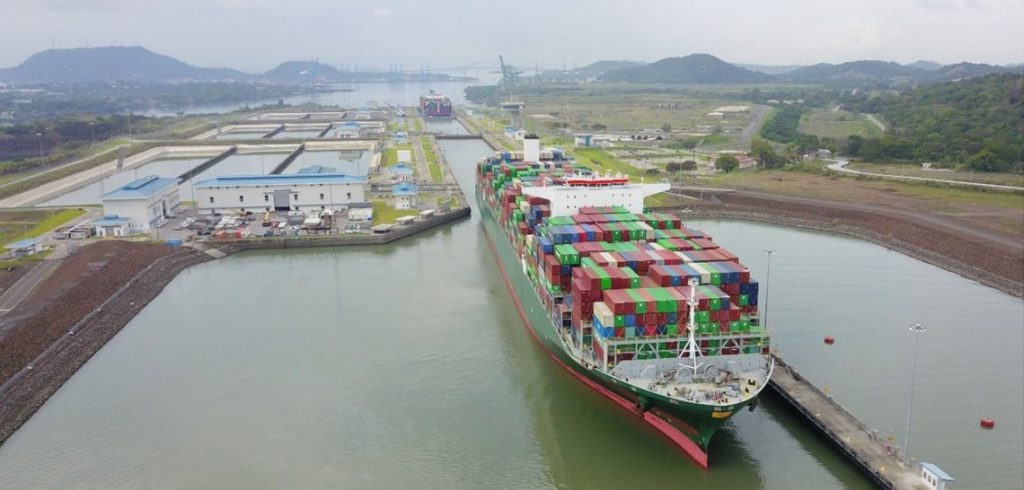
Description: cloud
913,0,988,10
371,8,394,18
37,0,133,12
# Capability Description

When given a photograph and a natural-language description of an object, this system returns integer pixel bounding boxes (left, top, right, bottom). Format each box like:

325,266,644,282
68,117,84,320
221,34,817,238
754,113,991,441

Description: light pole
35,132,43,158
904,322,927,463
762,249,776,332
89,122,96,144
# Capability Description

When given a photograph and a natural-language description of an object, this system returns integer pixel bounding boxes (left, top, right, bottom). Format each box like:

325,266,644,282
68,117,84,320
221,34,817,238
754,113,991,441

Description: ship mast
681,278,704,376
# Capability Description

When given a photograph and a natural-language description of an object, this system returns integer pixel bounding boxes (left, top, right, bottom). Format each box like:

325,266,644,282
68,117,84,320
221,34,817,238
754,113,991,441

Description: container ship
476,136,773,468
419,91,452,117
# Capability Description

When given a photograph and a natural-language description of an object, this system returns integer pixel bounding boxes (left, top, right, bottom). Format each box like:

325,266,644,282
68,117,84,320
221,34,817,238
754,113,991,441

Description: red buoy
980,418,995,429
824,336,835,345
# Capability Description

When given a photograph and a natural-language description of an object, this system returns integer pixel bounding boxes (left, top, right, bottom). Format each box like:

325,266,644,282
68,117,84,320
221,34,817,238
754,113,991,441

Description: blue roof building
389,162,415,180
392,182,417,196
194,173,367,213
391,181,417,210
101,175,182,234
4,238,41,257
101,176,177,200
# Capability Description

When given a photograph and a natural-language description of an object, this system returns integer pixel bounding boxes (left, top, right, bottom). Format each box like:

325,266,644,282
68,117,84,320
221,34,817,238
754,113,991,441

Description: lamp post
904,322,927,463
35,132,43,158
89,122,96,144
762,249,776,331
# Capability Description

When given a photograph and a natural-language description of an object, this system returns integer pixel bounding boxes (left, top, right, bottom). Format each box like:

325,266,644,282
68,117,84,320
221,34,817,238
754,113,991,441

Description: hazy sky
1,0,1021,72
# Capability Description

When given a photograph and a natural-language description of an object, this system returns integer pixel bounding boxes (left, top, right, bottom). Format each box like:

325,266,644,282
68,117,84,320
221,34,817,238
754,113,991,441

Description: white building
92,216,131,237
920,462,954,490
100,175,181,234
392,182,418,210
194,173,367,213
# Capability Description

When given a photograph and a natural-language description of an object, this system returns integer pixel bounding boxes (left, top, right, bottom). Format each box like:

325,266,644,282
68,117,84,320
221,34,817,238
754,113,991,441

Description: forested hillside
845,74,1022,171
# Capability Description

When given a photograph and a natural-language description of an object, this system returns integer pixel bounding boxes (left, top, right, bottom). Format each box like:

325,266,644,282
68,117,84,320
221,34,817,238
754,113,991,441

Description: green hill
0,46,247,83
600,54,772,84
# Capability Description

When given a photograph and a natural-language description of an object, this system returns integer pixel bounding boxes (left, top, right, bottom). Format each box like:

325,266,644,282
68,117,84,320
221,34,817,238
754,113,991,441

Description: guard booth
920,462,954,490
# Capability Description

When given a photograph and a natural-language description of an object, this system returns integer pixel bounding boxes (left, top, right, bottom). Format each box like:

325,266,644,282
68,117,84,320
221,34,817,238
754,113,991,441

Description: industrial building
194,173,368,213
100,175,181,233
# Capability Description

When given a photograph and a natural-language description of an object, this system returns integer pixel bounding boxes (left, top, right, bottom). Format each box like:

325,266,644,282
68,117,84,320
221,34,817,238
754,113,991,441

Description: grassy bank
420,137,442,183
0,208,87,245
371,200,419,225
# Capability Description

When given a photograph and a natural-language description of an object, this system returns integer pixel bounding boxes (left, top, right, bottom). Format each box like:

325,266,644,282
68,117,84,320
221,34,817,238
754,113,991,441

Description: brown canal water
0,139,1019,488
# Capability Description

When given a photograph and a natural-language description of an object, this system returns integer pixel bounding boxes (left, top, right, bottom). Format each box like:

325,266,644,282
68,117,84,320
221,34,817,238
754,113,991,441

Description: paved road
0,144,129,194
735,105,770,150
0,253,62,317
827,159,1024,192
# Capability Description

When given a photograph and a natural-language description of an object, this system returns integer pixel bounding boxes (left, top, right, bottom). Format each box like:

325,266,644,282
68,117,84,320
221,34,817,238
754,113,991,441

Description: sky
0,0,1021,72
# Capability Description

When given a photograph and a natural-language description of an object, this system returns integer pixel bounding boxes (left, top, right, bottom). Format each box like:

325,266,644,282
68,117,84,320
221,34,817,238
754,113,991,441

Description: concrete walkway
827,159,1024,192
771,357,928,489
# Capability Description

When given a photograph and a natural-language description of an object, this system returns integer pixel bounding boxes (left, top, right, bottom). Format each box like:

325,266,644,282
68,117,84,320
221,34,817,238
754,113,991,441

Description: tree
666,161,683,173
661,123,672,132
591,123,607,131
680,160,698,171
750,139,775,167
715,154,740,173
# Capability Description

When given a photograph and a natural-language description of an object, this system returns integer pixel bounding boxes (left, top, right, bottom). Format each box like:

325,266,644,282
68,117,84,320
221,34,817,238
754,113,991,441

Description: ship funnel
523,134,540,163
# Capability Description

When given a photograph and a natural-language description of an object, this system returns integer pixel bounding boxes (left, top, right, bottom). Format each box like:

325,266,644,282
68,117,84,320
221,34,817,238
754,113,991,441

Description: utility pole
904,323,928,464
35,132,43,158
762,249,776,332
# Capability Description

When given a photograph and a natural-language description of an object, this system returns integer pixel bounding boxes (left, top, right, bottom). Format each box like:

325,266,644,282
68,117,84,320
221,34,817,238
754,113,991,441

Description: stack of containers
477,157,766,364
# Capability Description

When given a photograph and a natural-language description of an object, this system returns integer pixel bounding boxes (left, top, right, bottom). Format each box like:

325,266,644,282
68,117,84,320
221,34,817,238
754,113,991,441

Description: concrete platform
770,355,928,489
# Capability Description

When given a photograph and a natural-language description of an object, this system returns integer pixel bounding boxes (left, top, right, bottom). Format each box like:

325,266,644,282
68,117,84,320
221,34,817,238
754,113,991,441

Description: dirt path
666,188,1023,298
862,113,885,132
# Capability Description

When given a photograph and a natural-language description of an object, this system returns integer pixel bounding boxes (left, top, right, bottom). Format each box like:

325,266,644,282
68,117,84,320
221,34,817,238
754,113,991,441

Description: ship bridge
521,173,669,217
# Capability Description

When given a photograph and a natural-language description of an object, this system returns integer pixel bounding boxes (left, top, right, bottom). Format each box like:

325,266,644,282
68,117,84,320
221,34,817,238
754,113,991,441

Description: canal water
282,150,372,176
0,138,1019,488
141,71,500,117
40,157,212,207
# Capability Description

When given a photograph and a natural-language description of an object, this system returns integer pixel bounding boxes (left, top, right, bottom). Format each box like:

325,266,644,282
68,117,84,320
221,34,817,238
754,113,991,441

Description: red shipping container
614,327,625,338
729,305,741,321
644,325,658,336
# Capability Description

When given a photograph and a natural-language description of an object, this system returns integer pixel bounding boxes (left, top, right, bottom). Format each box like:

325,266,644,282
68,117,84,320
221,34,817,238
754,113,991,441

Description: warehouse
194,173,368,213
100,175,181,233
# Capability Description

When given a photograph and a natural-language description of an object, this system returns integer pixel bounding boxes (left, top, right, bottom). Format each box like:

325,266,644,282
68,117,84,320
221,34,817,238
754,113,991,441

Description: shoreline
0,192,1018,449
0,207,470,447
652,196,1022,299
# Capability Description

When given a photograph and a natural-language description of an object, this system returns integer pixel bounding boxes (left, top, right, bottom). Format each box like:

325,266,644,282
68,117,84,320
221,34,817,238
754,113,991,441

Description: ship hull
477,190,754,467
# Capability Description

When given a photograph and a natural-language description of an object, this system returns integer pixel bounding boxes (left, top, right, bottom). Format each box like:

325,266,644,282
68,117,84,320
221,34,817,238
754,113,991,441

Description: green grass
573,148,642,176
0,208,86,245
412,118,424,132
371,200,420,225
383,145,414,167
420,137,443,183
798,109,882,140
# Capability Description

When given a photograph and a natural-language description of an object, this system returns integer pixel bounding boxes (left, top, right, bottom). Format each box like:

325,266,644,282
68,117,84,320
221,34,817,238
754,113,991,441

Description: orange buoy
980,418,995,429
824,336,835,345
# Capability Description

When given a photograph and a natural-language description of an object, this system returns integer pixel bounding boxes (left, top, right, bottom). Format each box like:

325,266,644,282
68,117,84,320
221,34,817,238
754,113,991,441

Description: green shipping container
614,315,626,327
739,294,749,307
